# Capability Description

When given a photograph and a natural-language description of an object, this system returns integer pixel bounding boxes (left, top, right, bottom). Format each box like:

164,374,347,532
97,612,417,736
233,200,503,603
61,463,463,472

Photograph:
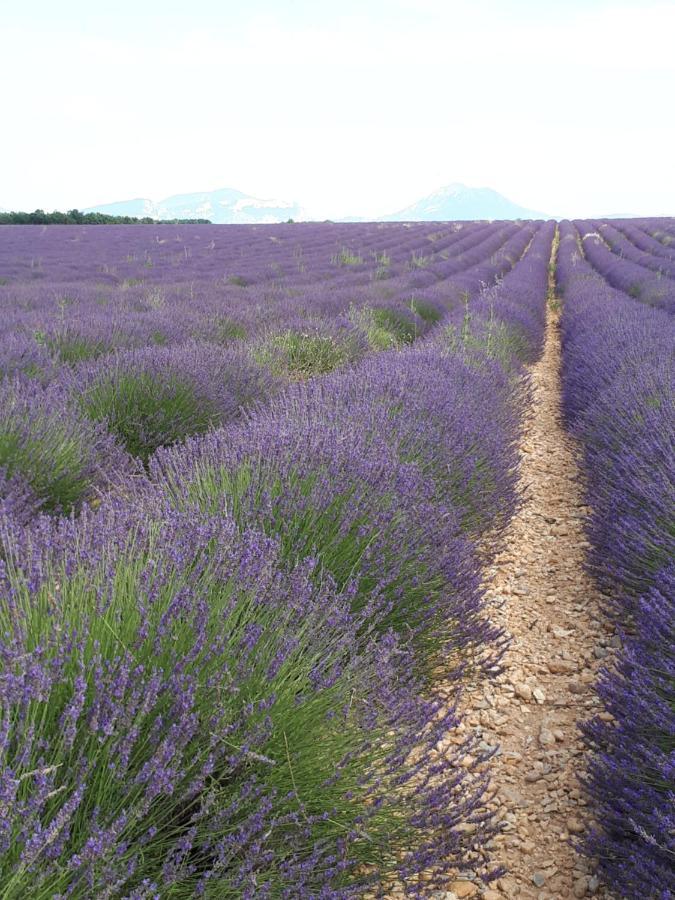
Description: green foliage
0,409,91,514
354,306,418,350
408,251,430,269
175,460,450,663
255,330,361,379
79,372,218,464
0,209,211,225
443,313,528,370
409,298,442,324
331,247,363,266
0,532,395,896
226,274,248,287
211,317,248,344
39,331,113,365
371,251,391,281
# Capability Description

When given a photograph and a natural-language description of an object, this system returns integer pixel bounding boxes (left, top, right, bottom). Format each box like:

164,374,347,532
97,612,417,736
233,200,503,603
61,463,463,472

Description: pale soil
449,297,616,899
376,264,619,900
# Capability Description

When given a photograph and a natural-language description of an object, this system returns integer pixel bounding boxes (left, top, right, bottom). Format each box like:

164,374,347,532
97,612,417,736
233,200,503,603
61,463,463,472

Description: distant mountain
83,198,158,218
85,188,302,224
81,182,547,224
380,183,547,221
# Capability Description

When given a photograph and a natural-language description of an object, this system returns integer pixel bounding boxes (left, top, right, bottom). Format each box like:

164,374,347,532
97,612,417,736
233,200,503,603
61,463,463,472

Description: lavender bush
0,497,499,897
61,342,273,465
0,219,562,894
0,376,136,517
150,401,502,675
0,331,56,382
440,220,554,368
574,220,675,314
582,564,674,898
592,220,675,279
253,317,368,379
558,220,675,897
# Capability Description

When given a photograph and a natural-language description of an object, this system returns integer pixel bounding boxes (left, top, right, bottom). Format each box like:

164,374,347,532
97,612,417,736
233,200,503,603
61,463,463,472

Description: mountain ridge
84,188,302,224
379,183,546,221
83,183,548,223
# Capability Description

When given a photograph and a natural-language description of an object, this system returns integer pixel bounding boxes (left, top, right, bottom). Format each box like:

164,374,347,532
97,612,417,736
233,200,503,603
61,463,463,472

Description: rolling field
0,218,672,898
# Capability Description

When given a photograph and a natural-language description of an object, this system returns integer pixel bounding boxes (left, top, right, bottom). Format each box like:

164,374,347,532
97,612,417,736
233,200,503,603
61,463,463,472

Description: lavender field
0,218,672,898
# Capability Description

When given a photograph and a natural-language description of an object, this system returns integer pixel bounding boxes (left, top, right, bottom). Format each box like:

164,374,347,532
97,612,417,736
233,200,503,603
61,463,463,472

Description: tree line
0,209,211,225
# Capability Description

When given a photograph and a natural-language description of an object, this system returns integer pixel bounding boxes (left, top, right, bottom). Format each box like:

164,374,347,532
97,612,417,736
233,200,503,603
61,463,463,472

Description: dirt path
458,276,614,899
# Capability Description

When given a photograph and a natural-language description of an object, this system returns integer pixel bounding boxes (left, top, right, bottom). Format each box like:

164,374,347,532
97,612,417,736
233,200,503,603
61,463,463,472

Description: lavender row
0,224,536,521
644,219,675,245
612,220,675,263
587,220,675,279
573,220,675,313
557,221,675,898
0,223,553,895
0,222,526,383
0,220,505,286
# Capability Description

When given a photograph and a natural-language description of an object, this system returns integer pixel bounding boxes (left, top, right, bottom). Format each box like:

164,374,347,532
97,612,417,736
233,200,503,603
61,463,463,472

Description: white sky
1,0,674,218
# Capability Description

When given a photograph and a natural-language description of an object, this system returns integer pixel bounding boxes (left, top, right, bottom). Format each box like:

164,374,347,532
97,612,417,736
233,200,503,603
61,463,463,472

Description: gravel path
456,290,616,899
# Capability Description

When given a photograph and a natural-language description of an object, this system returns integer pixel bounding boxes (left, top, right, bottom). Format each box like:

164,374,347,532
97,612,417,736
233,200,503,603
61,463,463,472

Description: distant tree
0,209,212,225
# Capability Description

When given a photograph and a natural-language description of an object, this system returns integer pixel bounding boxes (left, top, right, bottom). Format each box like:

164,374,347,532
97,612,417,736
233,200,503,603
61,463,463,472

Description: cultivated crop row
585,220,675,278
557,220,674,897
572,219,675,313
0,222,539,515
0,221,553,896
0,221,532,386
610,219,675,262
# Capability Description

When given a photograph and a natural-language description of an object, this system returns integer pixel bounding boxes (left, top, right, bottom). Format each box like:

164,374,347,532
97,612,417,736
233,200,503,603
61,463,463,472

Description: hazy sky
2,0,674,218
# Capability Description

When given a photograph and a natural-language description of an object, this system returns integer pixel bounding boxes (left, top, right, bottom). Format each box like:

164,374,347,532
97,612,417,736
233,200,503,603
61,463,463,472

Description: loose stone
566,817,585,834
448,881,477,898
573,876,588,897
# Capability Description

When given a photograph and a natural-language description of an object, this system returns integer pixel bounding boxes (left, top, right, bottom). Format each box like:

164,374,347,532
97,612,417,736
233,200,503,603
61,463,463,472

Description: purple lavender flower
0,375,137,516
58,341,274,464
559,218,675,897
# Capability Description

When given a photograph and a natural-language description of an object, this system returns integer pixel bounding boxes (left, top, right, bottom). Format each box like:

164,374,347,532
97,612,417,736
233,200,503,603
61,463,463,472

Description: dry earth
443,296,617,900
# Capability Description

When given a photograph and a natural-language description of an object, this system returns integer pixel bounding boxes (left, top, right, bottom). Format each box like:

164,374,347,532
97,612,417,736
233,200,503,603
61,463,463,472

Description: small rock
573,876,588,898
497,876,518,895
588,874,600,893
448,881,477,898
482,892,501,900
548,659,576,674
567,816,585,834
515,683,532,702
532,871,547,887
539,728,556,747
532,687,546,704
551,625,573,638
